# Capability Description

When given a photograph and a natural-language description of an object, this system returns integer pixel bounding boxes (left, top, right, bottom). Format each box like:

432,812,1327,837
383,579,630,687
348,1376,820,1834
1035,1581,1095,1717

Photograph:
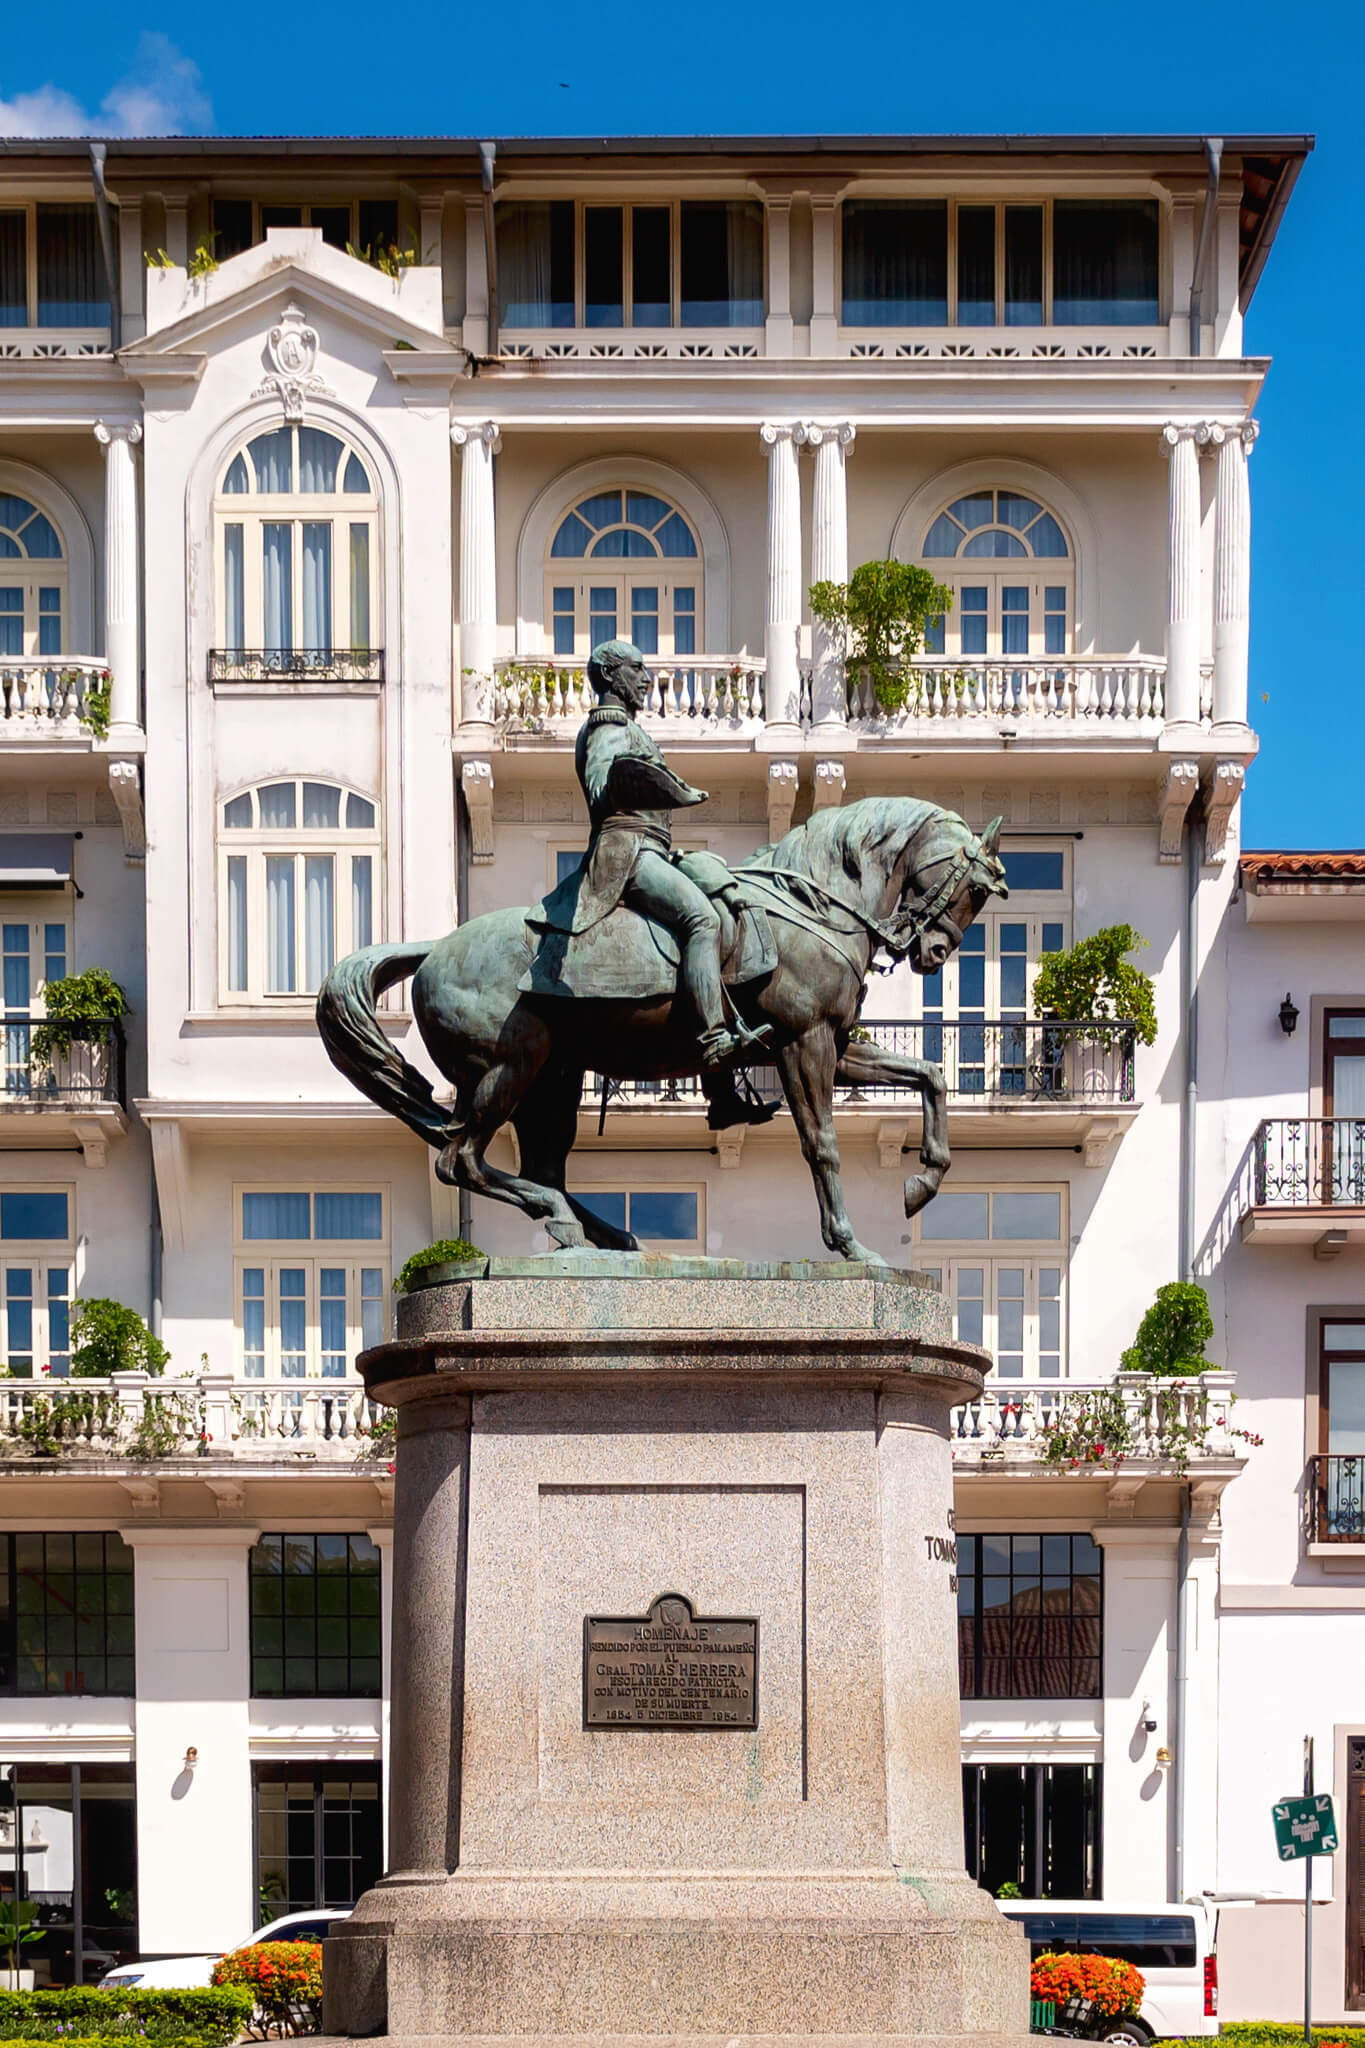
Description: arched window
545,488,700,658
0,493,65,658
919,489,1072,658
215,427,379,662
220,779,379,1003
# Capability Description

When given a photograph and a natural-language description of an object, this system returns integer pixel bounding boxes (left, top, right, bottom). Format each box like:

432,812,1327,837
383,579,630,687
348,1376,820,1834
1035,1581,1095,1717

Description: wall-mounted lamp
1279,994,1300,1038
183,1746,198,1770
1155,1745,1173,1768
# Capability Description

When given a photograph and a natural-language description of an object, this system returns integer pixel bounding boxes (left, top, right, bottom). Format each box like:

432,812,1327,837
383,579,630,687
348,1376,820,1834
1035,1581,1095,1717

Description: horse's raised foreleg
835,1040,950,1219
512,1068,640,1252
435,1048,588,1247
777,1025,884,1264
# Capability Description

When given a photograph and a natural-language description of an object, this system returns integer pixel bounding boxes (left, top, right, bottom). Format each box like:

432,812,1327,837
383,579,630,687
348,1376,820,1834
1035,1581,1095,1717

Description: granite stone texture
324,1260,1027,2045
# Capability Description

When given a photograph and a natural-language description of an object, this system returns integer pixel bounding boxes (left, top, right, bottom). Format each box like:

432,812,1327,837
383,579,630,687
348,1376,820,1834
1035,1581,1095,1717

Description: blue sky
1,0,1357,846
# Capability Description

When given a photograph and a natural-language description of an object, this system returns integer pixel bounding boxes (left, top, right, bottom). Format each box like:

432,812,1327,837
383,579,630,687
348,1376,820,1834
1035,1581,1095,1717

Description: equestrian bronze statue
317,639,1008,1261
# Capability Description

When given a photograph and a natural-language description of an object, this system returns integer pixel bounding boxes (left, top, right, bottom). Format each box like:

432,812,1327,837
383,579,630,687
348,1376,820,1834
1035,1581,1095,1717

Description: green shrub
29,970,127,1066
0,2034,227,2048
0,1985,252,2042
70,1298,170,1379
1121,1280,1215,1377
1031,924,1158,1047
809,560,955,712
1155,2034,1365,2048
395,1238,485,1293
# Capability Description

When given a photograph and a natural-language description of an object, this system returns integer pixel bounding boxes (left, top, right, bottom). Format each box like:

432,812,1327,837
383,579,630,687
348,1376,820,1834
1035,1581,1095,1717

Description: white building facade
0,126,1349,2018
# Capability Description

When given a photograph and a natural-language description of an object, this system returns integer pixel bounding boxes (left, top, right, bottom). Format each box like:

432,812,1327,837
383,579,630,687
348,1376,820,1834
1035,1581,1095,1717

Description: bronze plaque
583,1591,758,1730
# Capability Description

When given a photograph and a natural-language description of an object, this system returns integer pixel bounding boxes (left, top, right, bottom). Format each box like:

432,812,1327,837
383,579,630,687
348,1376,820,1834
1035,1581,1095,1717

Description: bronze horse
316,798,1007,1261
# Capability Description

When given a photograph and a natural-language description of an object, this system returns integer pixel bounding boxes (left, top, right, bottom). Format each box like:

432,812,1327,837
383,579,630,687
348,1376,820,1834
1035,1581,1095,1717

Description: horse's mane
755,796,965,895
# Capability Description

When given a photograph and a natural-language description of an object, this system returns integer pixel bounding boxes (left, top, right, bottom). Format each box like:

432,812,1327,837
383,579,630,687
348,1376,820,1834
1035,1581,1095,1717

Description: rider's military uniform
569,700,708,932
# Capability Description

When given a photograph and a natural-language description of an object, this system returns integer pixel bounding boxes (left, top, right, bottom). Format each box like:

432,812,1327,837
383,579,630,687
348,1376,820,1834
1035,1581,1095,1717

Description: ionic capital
760,421,807,452
450,420,501,454
1160,421,1200,456
804,421,856,452
94,421,143,450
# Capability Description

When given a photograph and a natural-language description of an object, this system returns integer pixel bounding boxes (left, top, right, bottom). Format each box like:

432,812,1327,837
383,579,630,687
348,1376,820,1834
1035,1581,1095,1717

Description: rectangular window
498,201,575,327
958,1532,1101,1698
2,1265,73,1378
13,1763,136,1984
1,1190,70,1240
35,206,107,327
916,1187,1066,1376
841,200,948,325
236,1188,388,1378
1003,206,1044,324
679,200,763,326
584,207,624,327
0,1533,135,1696
630,586,659,656
348,524,370,647
571,1186,703,1249
498,201,761,331
1052,199,1160,324
38,587,61,657
552,586,575,656
250,1533,382,1697
0,212,26,326
964,1763,1101,1900
956,206,995,326
673,586,696,657
213,199,254,259
254,1763,382,1920
631,206,671,326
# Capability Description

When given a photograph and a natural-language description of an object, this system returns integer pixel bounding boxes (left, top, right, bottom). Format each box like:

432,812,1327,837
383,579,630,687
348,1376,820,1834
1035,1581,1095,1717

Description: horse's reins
741,834,979,963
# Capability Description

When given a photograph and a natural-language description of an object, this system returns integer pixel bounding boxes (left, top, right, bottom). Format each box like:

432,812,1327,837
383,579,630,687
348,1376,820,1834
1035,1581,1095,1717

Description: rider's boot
704,1074,780,1131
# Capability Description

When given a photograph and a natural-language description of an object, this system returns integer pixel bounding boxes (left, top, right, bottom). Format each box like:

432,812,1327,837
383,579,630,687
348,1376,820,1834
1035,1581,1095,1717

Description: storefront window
253,1765,381,1921
962,1761,1100,1899
0,1766,136,1984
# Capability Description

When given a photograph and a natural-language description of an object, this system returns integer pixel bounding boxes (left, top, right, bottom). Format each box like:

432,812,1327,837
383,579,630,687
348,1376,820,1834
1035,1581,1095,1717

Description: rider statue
564,638,775,1127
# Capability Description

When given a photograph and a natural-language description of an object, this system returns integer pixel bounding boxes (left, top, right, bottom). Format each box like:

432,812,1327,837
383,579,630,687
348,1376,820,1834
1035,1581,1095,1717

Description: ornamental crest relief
254,304,332,421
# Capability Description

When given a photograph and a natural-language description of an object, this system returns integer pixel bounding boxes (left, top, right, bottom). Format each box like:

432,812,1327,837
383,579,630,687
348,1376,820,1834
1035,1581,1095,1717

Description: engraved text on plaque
583,1591,758,1729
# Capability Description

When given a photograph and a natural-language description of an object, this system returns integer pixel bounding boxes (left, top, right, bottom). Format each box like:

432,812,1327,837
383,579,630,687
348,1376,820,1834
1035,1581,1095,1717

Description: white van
996,1899,1217,2044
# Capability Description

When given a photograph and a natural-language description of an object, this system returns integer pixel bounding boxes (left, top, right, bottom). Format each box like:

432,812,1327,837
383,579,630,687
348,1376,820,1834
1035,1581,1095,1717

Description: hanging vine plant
809,560,954,712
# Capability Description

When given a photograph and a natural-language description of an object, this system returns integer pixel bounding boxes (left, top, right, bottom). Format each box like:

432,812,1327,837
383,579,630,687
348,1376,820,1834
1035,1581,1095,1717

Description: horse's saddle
518,849,777,1002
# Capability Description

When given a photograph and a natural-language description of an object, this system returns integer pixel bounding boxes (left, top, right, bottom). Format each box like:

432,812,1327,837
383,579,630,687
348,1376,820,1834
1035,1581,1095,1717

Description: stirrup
706,1086,780,1131
697,1025,746,1071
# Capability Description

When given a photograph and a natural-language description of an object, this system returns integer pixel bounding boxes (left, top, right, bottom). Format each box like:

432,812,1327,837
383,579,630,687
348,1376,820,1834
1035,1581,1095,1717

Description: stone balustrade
950,1370,1239,1468
845,656,1171,729
0,1371,388,1463
0,658,111,735
492,657,767,728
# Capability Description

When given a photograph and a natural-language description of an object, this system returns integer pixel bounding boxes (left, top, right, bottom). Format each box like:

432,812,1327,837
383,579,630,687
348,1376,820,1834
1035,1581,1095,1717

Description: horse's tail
316,943,454,1151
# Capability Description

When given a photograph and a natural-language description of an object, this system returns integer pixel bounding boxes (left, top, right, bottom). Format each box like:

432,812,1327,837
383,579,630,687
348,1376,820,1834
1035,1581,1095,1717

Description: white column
1161,422,1202,734
450,421,500,729
1206,419,1258,733
810,196,838,356
462,199,489,354
807,422,855,725
94,421,143,740
760,420,806,735
765,196,793,358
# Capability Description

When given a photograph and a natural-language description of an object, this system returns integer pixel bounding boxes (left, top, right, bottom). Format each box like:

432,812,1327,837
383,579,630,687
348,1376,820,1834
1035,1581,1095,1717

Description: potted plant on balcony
808,560,954,713
69,1297,169,1379
28,968,126,1100
1029,923,1156,1100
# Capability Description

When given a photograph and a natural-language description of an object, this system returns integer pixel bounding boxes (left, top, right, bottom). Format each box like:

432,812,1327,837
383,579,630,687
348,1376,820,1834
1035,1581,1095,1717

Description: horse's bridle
745,828,985,963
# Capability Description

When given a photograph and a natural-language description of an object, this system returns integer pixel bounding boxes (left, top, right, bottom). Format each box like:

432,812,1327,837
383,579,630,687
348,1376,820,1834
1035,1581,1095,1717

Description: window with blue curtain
35,206,108,327
215,426,379,660
221,779,381,1003
842,201,947,325
1052,201,1159,324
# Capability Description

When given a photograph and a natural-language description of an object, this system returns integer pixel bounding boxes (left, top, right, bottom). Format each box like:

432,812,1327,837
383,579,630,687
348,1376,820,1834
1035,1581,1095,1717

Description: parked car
97,1907,349,1990
996,1898,1218,2044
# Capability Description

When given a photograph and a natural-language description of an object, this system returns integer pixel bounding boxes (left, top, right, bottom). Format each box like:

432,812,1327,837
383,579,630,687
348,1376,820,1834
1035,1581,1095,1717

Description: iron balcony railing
1308,1454,1365,1541
1253,1119,1365,1207
208,647,384,684
591,1017,1136,1111
1,1018,127,1107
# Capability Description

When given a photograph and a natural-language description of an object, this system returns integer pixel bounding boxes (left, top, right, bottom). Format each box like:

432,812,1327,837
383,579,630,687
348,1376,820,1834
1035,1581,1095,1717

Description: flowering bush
211,1942,322,2038
1030,1952,1146,2020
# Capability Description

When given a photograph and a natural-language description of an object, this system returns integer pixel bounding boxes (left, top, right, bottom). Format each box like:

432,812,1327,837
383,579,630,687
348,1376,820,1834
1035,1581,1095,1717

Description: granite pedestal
323,1256,1029,2047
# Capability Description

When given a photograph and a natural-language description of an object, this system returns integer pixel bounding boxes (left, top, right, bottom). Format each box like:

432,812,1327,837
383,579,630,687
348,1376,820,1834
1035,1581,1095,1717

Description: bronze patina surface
584,1591,758,1729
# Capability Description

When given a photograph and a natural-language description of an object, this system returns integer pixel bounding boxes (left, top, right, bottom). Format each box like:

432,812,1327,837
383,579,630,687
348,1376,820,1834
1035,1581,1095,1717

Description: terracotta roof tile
1242,851,1365,879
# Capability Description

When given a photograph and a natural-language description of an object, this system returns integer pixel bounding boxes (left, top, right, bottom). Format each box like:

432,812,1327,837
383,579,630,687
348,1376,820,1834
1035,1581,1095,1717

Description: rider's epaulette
585,701,631,729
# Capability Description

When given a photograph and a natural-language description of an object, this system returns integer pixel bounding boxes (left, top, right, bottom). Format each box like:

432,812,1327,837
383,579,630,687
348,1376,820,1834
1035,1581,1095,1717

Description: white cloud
0,33,213,138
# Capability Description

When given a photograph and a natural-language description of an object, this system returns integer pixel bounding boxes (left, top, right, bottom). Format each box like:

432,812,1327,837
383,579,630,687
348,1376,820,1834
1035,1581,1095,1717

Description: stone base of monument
323,1257,1029,2046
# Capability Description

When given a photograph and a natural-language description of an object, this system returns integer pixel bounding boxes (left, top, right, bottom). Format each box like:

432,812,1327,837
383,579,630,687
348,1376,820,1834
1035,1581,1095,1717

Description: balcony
952,1370,1241,1488
0,659,112,745
1,1019,128,1164
207,648,385,688
1306,1455,1365,1544
586,1018,1139,1161
493,657,765,734
0,329,111,361
0,1371,388,1474
1240,1119,1365,1248
833,326,1168,363
845,656,1189,733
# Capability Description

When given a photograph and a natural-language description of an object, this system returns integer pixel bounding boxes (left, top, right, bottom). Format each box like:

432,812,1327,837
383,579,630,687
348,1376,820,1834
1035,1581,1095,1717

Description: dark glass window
356,200,399,255
254,1764,381,1920
250,1533,382,1697
11,1764,137,1983
212,200,253,260
631,206,671,326
35,207,107,327
679,201,763,326
0,213,25,327
312,207,351,251
584,208,624,327
1000,850,1065,892
260,205,304,234
1052,200,1159,324
956,206,995,325
841,200,947,325
1007,1908,1195,1968
958,1532,1100,1698
0,1533,134,1696
1,1192,69,1240
1004,207,1043,324
965,1764,1100,1900
497,202,574,326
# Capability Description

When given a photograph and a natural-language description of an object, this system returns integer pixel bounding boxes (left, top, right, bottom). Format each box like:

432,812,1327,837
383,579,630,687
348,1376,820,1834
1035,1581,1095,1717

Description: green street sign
1273,1794,1339,1861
